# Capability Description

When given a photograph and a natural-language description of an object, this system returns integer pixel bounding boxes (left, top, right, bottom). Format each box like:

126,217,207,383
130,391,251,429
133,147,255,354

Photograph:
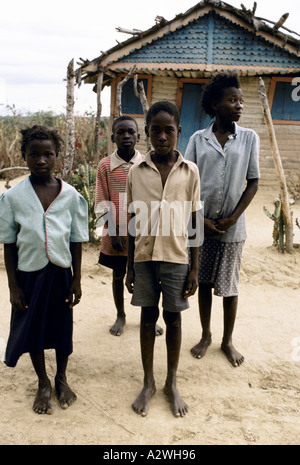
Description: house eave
83,64,300,87
78,0,300,82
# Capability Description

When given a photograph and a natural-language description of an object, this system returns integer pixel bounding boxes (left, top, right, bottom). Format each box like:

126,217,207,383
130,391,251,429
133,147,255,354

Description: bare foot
132,382,156,417
33,378,52,415
110,316,126,336
55,374,77,409
191,334,212,359
155,324,163,336
164,383,188,418
221,341,244,367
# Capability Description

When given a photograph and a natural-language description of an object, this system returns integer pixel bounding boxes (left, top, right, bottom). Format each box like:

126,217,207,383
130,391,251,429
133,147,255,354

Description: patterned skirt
5,263,73,367
198,239,245,297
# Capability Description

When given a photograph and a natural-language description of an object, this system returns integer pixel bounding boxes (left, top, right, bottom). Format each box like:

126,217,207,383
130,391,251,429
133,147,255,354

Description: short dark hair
20,125,63,159
202,72,241,118
112,115,138,133
146,101,180,127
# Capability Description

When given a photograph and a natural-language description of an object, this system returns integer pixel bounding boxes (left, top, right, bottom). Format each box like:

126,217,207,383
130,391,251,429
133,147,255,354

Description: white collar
110,150,143,171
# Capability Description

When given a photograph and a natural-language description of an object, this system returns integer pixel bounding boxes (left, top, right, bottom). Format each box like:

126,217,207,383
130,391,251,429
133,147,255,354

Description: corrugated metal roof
117,12,300,68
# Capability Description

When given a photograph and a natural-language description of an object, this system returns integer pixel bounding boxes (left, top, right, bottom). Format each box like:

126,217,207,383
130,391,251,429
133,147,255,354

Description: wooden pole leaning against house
62,58,75,182
257,77,293,253
116,65,137,116
93,71,104,160
133,75,151,152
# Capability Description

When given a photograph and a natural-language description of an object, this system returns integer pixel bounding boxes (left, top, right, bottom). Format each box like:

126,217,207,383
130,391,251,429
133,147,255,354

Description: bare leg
132,306,158,417
30,351,52,414
191,284,212,359
163,310,187,417
110,270,126,336
55,352,77,409
111,270,162,337
221,296,244,367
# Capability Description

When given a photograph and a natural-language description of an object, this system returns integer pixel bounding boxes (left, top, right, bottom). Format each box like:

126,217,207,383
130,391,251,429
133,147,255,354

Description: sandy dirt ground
0,176,299,446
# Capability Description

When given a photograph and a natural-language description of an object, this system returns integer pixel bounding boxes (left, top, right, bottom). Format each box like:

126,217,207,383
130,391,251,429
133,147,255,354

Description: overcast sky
1,0,300,117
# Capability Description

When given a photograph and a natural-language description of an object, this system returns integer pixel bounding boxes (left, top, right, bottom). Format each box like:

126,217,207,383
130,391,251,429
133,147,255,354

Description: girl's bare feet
164,383,188,418
55,374,77,409
33,378,52,415
110,316,126,336
132,381,156,417
221,341,244,367
191,334,212,359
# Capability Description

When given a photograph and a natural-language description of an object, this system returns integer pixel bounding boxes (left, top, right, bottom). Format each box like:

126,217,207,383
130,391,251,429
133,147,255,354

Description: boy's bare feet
155,324,163,336
164,383,188,418
132,381,156,417
33,378,52,415
221,341,244,367
110,316,126,336
191,334,212,359
55,374,77,409
110,320,163,337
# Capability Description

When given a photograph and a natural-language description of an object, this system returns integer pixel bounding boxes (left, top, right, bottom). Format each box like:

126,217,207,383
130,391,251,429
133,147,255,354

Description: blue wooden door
177,82,212,155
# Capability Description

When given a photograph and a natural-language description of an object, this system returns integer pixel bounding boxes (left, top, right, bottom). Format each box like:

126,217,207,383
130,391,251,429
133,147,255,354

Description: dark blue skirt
5,263,73,367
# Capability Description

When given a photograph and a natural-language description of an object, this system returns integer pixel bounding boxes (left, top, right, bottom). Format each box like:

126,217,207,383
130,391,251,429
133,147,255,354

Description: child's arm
95,161,125,252
67,242,83,307
105,208,125,252
125,213,135,294
4,243,28,310
184,211,199,298
215,178,258,233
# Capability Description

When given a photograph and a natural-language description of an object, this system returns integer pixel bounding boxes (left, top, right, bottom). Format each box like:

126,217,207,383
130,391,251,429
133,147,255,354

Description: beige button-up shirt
126,151,201,264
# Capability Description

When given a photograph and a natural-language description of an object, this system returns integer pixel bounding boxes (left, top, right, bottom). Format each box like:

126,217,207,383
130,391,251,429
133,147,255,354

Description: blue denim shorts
131,261,190,312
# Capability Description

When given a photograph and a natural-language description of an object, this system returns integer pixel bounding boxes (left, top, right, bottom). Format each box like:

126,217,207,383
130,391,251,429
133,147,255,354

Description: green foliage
0,106,109,243
0,105,109,177
0,106,66,176
70,164,99,243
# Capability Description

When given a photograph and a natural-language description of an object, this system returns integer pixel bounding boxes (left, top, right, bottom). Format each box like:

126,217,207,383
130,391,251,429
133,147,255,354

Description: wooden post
63,59,75,181
257,77,293,252
0,167,29,175
93,71,104,160
116,65,136,116
134,75,151,152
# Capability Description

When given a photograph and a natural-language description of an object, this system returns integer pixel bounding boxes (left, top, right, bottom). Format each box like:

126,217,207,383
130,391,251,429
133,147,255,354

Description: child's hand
66,279,82,308
111,234,125,252
183,270,198,298
204,218,225,235
215,216,236,232
125,269,135,294
10,286,28,311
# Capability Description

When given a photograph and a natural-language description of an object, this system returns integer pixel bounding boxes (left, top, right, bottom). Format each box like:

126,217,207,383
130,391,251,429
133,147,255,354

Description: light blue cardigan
0,176,89,271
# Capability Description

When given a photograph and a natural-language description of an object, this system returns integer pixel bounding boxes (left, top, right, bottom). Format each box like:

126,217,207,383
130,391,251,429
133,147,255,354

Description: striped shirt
95,150,143,257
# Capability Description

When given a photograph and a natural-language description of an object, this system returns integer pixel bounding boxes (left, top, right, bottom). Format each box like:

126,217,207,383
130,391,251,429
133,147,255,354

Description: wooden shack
76,0,300,191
